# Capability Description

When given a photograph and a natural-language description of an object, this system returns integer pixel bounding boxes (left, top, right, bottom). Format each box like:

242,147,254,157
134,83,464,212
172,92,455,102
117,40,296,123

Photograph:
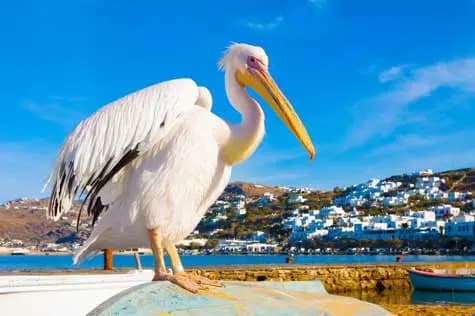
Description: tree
333,186,343,194
205,239,218,249
189,242,204,249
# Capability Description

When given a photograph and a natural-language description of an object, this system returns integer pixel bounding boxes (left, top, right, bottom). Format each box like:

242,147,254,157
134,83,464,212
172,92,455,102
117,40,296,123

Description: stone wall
192,261,475,293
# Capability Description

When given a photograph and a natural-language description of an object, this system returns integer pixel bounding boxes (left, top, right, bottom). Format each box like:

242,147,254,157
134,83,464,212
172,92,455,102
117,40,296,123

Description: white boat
0,270,153,316
10,248,30,256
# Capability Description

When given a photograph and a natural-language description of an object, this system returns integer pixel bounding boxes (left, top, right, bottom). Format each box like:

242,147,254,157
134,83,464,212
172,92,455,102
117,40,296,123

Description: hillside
0,182,285,247
383,168,475,193
0,199,88,247
1,167,473,248
0,207,59,242
438,168,475,192
224,182,285,197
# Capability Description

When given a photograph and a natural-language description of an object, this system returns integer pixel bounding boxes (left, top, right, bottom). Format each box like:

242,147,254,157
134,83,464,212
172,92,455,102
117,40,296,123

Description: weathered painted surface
88,281,392,316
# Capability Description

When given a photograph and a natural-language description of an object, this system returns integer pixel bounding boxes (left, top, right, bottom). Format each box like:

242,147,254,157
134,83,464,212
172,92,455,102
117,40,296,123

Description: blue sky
1,0,475,202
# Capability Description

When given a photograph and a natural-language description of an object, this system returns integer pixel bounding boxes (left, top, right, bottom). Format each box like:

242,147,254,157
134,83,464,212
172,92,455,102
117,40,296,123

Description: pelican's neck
222,69,265,165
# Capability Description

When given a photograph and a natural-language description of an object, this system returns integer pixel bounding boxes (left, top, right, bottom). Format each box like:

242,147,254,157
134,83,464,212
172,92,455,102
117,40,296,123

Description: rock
382,303,475,316
191,262,475,293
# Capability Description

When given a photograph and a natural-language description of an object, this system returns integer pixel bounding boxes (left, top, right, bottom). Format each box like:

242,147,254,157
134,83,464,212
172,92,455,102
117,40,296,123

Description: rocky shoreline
381,304,475,316
191,261,475,292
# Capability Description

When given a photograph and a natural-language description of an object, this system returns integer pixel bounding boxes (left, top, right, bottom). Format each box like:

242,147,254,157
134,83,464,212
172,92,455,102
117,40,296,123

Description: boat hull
408,269,475,292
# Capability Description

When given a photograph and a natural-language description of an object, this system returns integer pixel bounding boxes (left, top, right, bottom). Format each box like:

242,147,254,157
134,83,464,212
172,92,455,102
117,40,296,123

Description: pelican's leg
166,244,223,288
148,228,168,280
149,230,200,293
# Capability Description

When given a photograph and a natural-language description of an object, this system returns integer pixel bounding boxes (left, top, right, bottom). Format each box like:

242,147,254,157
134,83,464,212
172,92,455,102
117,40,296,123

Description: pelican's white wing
46,78,201,223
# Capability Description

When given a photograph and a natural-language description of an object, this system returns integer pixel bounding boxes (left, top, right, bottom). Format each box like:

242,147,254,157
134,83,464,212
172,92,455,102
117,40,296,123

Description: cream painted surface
0,270,153,316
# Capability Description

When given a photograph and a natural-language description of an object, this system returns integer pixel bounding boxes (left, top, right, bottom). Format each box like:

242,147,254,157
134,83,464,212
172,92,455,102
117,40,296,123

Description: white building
287,194,307,204
416,176,441,190
318,206,345,218
382,196,407,208
247,231,267,242
211,214,228,223
415,169,433,176
246,243,277,253
177,238,208,247
333,178,401,207
405,210,436,222
448,192,468,203
256,192,276,207
217,239,247,252
231,200,246,215
213,200,230,210
431,205,460,218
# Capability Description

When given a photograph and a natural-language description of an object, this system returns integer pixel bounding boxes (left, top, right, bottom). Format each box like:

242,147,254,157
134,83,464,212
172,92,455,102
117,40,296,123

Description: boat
408,268,475,292
10,248,29,256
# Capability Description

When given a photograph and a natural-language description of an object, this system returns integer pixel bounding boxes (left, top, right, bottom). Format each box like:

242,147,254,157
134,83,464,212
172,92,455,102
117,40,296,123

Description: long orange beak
236,67,315,160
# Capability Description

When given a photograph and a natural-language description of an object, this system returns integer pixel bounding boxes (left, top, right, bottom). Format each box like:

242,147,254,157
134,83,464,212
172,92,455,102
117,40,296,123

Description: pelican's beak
236,67,315,160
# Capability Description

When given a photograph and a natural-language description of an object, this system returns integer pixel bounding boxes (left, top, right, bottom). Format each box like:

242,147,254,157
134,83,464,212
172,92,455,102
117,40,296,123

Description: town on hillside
1,168,474,256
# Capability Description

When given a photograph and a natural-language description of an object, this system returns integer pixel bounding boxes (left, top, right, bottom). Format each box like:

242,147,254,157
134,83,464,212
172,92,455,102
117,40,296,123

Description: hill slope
224,182,284,197
1,167,473,247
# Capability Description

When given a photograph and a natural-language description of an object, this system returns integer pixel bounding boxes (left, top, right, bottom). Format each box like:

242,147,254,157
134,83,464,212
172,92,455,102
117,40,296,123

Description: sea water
1,254,474,271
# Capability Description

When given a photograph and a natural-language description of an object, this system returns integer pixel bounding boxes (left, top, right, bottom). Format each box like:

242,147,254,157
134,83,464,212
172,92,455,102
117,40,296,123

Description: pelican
46,43,315,292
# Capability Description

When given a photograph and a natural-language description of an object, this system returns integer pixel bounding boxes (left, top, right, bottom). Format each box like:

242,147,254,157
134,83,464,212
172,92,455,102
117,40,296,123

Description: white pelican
46,43,315,292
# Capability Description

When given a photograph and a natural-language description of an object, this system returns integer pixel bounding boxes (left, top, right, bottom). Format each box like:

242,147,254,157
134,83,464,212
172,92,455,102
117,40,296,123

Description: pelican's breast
125,107,231,244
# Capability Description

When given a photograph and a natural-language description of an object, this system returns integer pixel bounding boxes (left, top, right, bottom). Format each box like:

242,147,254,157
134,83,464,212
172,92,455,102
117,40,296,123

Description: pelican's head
219,43,315,160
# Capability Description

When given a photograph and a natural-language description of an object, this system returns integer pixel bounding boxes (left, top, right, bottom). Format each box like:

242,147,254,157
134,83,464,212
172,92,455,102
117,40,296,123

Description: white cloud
343,58,475,149
241,16,284,31
378,64,408,83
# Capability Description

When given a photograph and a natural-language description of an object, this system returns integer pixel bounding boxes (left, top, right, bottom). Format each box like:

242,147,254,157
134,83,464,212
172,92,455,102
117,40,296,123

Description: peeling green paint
88,281,392,316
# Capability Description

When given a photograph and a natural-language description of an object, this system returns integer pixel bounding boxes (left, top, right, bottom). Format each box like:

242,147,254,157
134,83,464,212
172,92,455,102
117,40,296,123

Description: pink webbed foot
152,271,202,293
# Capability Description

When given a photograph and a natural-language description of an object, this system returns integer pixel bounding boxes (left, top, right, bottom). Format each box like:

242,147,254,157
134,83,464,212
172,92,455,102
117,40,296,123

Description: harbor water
1,254,474,270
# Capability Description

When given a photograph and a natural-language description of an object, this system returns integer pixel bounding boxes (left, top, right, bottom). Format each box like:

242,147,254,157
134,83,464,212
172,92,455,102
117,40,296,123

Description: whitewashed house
247,231,267,243
448,192,468,203
431,205,460,218
287,194,307,204
231,199,246,215
318,206,346,219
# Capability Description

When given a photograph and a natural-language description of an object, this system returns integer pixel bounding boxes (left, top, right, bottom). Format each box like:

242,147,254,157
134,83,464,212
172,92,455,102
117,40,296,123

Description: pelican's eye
247,56,259,69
